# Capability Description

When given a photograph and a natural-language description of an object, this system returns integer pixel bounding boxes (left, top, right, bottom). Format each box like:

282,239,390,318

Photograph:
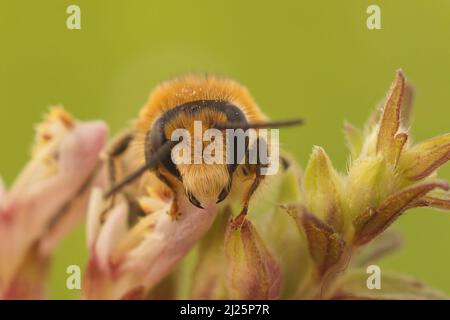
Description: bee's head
147,101,238,209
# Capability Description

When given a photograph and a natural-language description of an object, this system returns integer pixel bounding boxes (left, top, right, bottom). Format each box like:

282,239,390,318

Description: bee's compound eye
187,192,204,209
216,187,230,204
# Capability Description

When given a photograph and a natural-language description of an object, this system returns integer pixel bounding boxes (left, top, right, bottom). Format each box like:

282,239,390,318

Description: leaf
332,269,448,300
353,180,449,245
392,132,408,166
399,133,450,180
376,70,406,165
399,81,415,128
304,146,344,230
292,207,346,276
345,156,390,220
410,189,450,211
225,219,281,300
277,164,303,203
419,196,450,210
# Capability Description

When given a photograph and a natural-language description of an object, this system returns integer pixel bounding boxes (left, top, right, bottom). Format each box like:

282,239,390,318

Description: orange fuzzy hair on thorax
135,74,267,133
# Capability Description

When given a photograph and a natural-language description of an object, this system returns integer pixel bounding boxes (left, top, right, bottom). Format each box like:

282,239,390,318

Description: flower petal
95,200,129,272
38,182,93,256
0,114,107,297
0,248,49,299
39,164,107,257
346,155,392,221
118,196,218,296
303,146,344,230
413,194,450,211
399,133,450,180
376,70,406,165
8,119,107,234
353,180,449,245
399,81,415,129
225,219,281,300
392,132,408,166
292,206,346,276
86,188,105,250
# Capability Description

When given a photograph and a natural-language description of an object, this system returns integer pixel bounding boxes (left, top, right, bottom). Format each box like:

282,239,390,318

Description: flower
83,184,219,299
278,70,449,298
344,71,449,245
224,218,281,299
0,108,107,299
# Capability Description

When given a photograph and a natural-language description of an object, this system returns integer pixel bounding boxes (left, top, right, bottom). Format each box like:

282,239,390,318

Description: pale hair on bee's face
177,163,230,204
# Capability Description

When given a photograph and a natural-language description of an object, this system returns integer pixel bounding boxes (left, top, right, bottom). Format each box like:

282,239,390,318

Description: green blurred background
0,1,449,299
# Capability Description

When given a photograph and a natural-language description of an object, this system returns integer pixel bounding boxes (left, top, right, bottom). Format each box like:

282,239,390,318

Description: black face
144,99,248,208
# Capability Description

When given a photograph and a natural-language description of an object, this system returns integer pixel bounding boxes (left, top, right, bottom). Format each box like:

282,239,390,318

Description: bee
104,75,302,222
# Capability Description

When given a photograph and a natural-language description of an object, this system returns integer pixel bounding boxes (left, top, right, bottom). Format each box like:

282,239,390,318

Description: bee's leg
155,172,181,221
233,148,265,227
242,169,264,214
232,135,289,227
101,132,134,221
106,132,134,189
125,193,147,227
232,164,265,228
168,200,181,221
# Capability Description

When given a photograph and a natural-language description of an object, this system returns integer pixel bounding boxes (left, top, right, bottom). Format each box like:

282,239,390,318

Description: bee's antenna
104,140,177,199
215,118,304,130
104,164,148,198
